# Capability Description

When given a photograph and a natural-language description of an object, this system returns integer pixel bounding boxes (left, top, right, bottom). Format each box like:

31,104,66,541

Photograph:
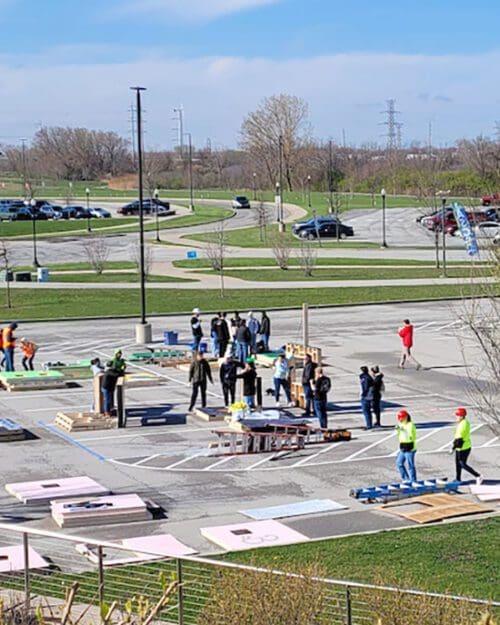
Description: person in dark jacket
190,308,203,352
301,353,317,416
359,366,374,429
188,351,213,412
219,355,240,406
371,365,385,427
311,367,331,429
210,314,220,358
237,360,257,409
101,362,119,416
216,312,231,359
235,319,251,365
112,350,127,376
260,311,271,352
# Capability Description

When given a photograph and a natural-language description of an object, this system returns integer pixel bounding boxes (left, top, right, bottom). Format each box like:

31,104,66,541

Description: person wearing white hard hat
190,308,203,352
247,311,260,355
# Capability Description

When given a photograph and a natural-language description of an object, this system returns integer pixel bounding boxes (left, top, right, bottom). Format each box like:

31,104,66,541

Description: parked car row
292,216,354,240
0,199,111,221
417,206,498,236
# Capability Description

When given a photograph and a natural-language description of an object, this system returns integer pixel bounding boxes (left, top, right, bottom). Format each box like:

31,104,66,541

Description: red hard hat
455,407,467,417
397,410,410,421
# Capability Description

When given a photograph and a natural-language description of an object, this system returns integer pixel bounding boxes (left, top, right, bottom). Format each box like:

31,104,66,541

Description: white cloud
1,49,499,147
118,0,282,21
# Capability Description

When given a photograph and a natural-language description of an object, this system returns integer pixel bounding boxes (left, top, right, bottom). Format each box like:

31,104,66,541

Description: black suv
298,221,354,240
118,198,171,215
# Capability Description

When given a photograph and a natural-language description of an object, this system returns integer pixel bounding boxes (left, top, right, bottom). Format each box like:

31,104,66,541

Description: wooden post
302,303,309,348
256,376,262,409
116,378,126,428
93,375,104,415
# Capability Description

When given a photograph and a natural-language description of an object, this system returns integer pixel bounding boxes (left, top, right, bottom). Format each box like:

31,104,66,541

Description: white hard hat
248,311,254,317
192,307,200,314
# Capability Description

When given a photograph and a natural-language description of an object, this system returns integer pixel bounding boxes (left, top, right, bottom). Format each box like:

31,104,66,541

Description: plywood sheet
0,546,49,572
378,493,493,524
240,499,347,520
200,519,308,551
6,476,109,504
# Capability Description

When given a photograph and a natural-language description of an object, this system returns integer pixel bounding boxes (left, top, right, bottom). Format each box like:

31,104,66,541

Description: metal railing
0,522,497,625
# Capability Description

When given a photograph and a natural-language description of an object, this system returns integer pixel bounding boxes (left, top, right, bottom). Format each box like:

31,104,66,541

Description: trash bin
37,267,49,283
163,331,178,345
0,270,13,282
14,272,31,282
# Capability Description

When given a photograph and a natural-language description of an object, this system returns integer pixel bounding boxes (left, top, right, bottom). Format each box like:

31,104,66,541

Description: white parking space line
389,427,445,457
479,436,499,448
435,423,484,451
341,431,397,462
203,456,236,470
415,322,436,331
433,320,461,332
76,426,210,442
245,450,290,471
133,454,161,466
290,440,344,467
161,451,206,469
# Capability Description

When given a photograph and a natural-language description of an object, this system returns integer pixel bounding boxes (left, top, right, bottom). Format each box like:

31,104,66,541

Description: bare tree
0,239,13,308
240,94,312,190
131,242,154,279
205,222,227,296
81,236,109,275
254,201,271,242
297,242,317,277
271,232,292,270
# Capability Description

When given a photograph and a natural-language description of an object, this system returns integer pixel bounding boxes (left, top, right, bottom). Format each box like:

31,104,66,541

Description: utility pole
328,139,334,215
441,197,447,277
21,139,27,199
173,106,184,156
184,132,194,211
278,134,284,231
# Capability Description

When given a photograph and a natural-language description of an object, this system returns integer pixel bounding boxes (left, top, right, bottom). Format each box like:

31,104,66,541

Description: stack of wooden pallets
54,411,117,432
51,493,152,528
285,343,322,364
0,370,66,391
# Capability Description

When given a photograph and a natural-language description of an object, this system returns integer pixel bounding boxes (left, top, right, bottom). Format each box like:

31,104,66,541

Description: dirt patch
107,175,137,190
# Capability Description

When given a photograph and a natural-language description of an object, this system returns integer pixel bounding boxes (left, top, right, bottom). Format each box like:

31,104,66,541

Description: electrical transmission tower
380,99,402,149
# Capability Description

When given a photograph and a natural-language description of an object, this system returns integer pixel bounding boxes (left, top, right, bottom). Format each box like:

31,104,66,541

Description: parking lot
0,301,498,551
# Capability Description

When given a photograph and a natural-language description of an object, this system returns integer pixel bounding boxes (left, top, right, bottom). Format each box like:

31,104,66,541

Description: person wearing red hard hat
396,410,417,481
452,408,482,484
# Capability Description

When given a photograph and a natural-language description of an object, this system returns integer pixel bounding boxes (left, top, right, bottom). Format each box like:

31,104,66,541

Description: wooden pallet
378,493,493,524
194,406,228,422
290,382,306,409
0,370,67,392
285,343,322,364
54,411,117,432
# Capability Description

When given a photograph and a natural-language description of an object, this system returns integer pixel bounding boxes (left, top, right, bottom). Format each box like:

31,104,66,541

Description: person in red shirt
398,319,422,370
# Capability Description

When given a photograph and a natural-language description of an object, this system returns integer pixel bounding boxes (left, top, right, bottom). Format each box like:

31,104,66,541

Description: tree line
2,94,500,197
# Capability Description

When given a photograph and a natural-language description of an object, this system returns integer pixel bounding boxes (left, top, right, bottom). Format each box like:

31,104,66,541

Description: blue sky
1,0,499,148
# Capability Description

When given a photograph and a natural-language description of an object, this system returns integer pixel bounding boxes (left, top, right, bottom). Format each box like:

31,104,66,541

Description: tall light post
130,85,152,344
85,187,91,233
307,175,312,210
278,134,284,231
441,197,447,277
154,187,160,242
184,132,194,211
381,188,388,248
252,172,257,201
275,182,281,223
25,199,39,268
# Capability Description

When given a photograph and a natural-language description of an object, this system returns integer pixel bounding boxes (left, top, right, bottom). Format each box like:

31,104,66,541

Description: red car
480,193,500,207
421,210,488,235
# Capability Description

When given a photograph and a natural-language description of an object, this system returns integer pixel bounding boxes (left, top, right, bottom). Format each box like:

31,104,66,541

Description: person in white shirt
273,354,293,407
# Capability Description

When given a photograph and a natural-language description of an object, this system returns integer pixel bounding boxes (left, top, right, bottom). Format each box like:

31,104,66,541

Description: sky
1,0,500,149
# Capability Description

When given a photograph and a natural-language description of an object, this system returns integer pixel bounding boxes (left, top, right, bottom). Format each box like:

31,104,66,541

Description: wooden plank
378,493,493,524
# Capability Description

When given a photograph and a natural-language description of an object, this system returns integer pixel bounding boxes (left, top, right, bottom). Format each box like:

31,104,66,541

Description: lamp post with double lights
381,188,388,248
252,172,257,200
24,199,39,268
184,132,194,211
307,175,312,210
441,197,447,277
85,187,91,232
154,187,160,242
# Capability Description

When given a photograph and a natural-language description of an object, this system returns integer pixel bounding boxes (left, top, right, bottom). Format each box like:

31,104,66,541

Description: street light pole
184,132,194,211
278,134,284,231
252,172,257,201
130,86,151,343
441,197,447,277
85,187,91,233
275,182,280,222
154,187,160,242
25,199,39,268
307,175,311,211
381,188,388,248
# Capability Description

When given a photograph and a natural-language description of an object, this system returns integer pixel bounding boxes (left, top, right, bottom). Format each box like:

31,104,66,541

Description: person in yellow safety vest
452,407,483,485
396,409,417,482
20,338,38,371
2,322,18,372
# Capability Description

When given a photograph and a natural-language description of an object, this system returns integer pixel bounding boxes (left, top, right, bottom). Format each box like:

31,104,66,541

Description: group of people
0,323,38,371
90,350,127,416
191,308,271,364
359,365,385,429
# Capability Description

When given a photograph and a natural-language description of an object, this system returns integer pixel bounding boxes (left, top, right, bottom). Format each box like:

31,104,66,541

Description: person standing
101,362,119,417
396,410,417,482
301,353,317,417
371,365,385,427
2,323,18,372
19,338,38,371
452,407,482,484
188,351,213,412
112,350,127,376
236,360,257,409
216,312,230,359
359,366,374,430
219,355,239,407
311,367,331,429
398,319,422,370
210,313,220,358
247,312,260,354
235,319,251,365
190,308,203,352
260,311,271,352
273,353,293,407
90,358,104,376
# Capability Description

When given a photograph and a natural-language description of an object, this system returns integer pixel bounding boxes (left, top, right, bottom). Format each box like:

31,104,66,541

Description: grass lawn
201,266,492,282
0,217,136,237
1,283,496,320
221,517,500,601
144,204,234,230
187,224,380,248
17,261,136,272
45,272,195,283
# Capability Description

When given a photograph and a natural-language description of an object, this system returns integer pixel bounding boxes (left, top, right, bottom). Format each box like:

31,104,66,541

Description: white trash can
37,267,49,283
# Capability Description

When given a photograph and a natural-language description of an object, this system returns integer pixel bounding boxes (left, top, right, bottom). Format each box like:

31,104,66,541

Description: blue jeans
249,332,257,353
244,394,254,409
396,450,417,482
211,332,219,358
274,377,291,403
236,341,249,365
261,334,269,352
303,383,313,414
4,347,14,371
313,398,328,429
361,398,373,429
192,336,202,352
102,388,114,415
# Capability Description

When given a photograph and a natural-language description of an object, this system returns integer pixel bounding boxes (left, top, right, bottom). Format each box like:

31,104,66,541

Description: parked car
73,206,92,219
480,193,500,207
421,209,488,234
14,207,49,221
37,205,58,219
0,206,18,221
118,198,171,215
231,196,251,209
53,206,77,219
292,216,339,235
297,221,354,240
88,207,111,218
455,221,500,240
